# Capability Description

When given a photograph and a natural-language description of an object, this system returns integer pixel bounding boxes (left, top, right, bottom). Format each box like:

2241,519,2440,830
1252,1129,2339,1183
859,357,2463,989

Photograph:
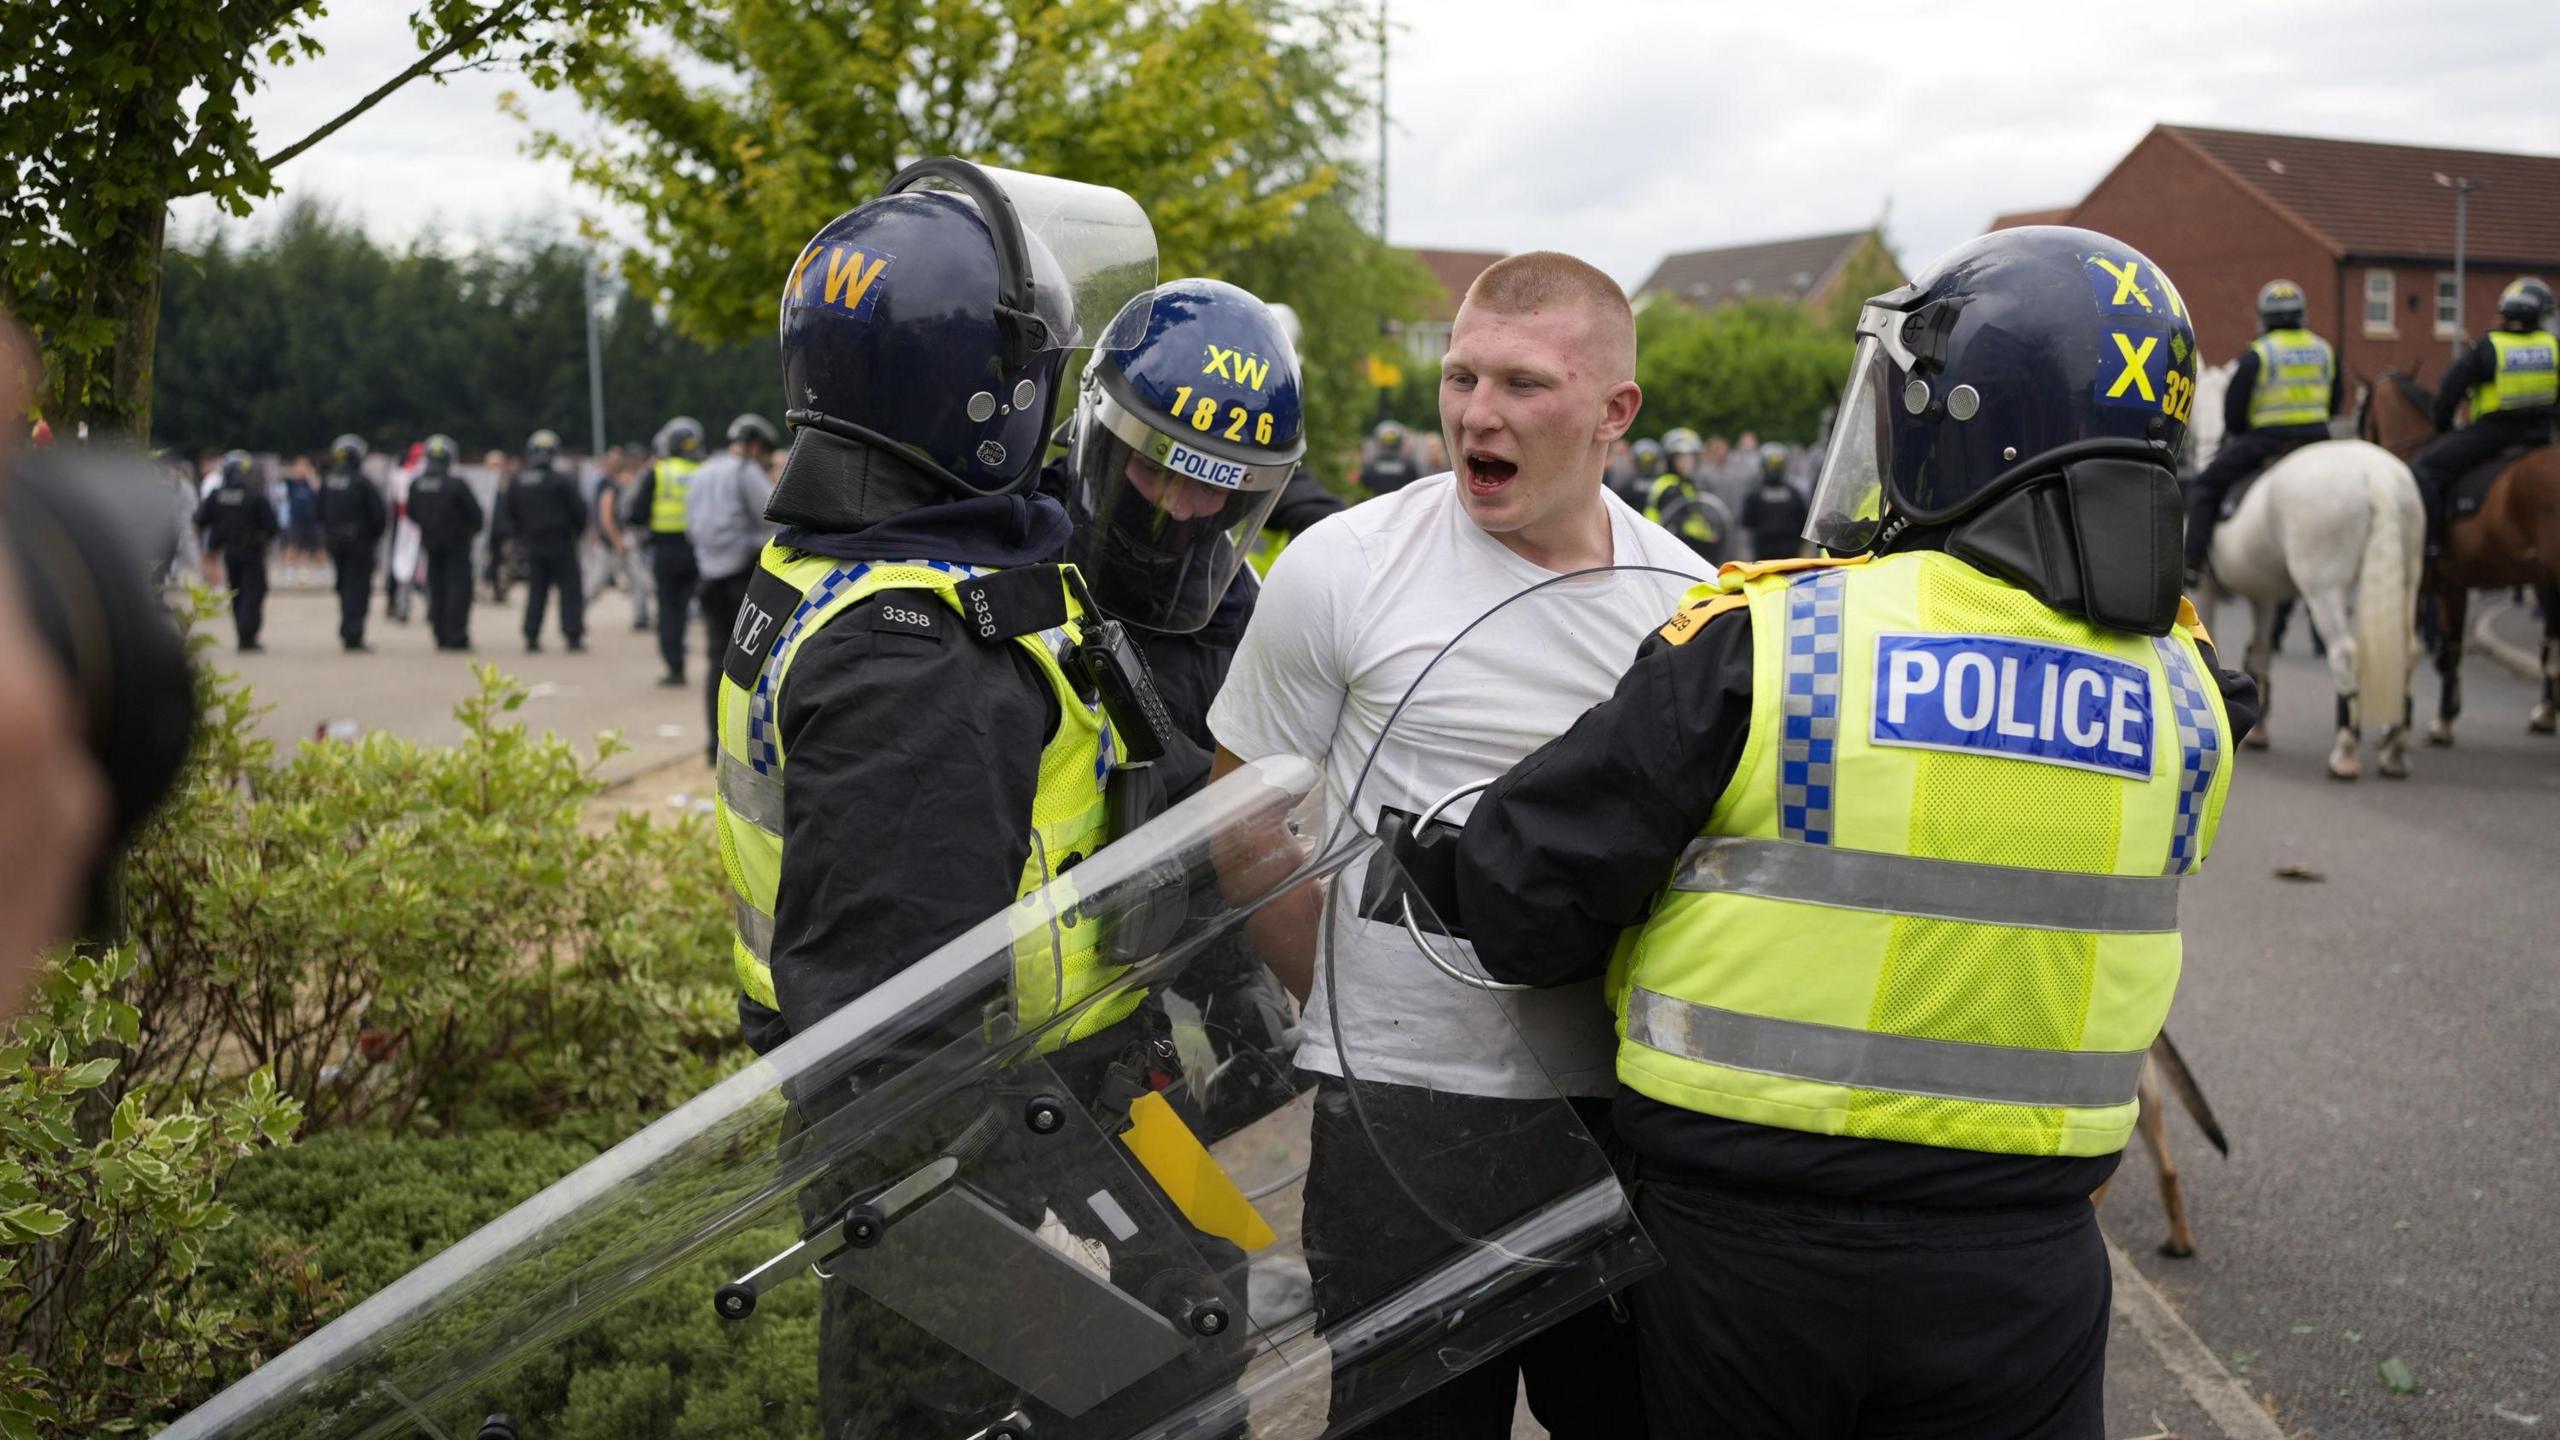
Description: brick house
1635,229,1902,314
1395,247,1505,366
1993,125,2560,389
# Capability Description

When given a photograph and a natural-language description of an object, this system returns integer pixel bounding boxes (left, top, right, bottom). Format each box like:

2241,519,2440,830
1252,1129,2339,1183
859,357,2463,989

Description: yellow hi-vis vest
712,544,1140,1049
2471,330,2560,417
1610,552,2235,1159
651,457,701,534
2246,328,2335,429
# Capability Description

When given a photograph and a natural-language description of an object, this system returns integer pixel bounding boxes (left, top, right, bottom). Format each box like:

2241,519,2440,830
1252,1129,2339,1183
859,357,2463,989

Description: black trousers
423,542,474,648
2184,425,2321,572
1630,1180,2108,1439
327,539,374,646
1300,1078,1646,1440
520,542,585,645
651,536,699,678
2410,414,2555,540
224,548,267,646
698,569,752,759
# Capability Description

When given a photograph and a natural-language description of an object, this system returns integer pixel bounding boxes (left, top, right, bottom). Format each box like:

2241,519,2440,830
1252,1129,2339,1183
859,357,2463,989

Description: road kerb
2108,1240,2291,1440
2467,597,2540,681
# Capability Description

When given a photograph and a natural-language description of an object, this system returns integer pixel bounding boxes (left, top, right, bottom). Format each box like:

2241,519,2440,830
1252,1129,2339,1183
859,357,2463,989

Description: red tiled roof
1404,247,1506,320
2159,125,2560,266
1635,230,1874,308
1989,206,2073,232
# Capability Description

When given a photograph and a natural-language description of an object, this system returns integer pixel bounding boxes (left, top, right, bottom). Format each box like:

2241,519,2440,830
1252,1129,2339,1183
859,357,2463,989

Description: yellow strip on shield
1118,1090,1279,1253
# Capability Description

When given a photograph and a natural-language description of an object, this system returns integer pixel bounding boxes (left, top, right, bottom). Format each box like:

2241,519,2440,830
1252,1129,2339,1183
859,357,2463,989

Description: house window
2434,273,2461,339
2364,269,2396,335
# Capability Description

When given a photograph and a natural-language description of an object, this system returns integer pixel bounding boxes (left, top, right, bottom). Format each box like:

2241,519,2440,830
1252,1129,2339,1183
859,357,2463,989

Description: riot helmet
423,434,459,475
1267,302,1305,362
769,158,1156,532
526,429,561,467
1374,420,1407,452
2256,278,2307,330
726,413,781,451
217,450,256,487
329,434,368,469
1806,225,2196,634
655,417,704,461
1662,427,1703,457
2498,277,2553,328
1759,441,1790,480
1065,279,1305,633
1630,437,1665,476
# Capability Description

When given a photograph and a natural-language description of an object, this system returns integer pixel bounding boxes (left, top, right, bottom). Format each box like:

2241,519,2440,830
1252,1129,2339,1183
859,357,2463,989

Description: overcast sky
171,2,2560,288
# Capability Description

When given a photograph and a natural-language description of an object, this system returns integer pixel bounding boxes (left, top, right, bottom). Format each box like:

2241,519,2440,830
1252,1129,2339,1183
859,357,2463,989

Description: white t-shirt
1207,473,1710,1098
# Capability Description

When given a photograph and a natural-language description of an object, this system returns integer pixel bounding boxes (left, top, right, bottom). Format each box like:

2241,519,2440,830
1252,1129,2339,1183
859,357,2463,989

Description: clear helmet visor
1066,382,1291,633
896,164,1159,355
1804,332,1894,553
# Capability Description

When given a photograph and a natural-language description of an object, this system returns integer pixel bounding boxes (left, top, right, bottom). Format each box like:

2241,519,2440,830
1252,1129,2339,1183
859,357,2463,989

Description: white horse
2188,362,2425,779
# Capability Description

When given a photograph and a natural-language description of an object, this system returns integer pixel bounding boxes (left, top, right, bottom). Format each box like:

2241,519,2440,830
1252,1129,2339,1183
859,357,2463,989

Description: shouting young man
1207,251,1704,1438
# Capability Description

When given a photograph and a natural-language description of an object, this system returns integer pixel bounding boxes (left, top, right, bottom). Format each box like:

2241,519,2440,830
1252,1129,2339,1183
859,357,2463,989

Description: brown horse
2358,371,2560,739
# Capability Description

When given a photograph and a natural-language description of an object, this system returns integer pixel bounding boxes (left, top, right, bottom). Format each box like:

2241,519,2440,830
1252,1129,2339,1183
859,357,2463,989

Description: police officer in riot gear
1056,275,1310,1136
194,451,279,652
708,160,1215,1436
2185,278,2341,580
315,434,389,651
2412,277,2558,557
403,434,485,650
1423,228,2261,1436
1741,440,1809,560
1357,419,1421,494
625,415,706,684
502,428,587,652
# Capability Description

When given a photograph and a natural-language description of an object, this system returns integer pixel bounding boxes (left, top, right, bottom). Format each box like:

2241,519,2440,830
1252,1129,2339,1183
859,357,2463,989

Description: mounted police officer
194,451,278,652
316,434,388,652
403,434,485,651
502,428,587,653
1428,227,2260,1437
709,160,1210,1435
2412,277,2558,557
1055,275,1310,1136
2185,278,2341,581
627,415,706,684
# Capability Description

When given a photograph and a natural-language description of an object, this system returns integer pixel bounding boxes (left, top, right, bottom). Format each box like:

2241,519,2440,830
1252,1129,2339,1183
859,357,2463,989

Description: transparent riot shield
161,756,1656,1440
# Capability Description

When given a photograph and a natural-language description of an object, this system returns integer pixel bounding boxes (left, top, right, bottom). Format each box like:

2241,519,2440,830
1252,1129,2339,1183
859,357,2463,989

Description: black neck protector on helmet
1890,438,2185,637
765,423,958,533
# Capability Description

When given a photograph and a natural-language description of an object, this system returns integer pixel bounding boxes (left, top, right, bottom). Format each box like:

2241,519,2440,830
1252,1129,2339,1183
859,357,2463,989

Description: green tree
0,0,653,442
529,0,1427,470
1814,230,1909,336
152,202,772,458
1636,298,1857,447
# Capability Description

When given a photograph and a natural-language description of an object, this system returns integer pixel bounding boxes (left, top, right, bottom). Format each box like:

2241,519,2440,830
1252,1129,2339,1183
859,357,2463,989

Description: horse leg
2429,584,2468,746
2533,580,2560,735
2243,595,2277,750
2301,584,2361,780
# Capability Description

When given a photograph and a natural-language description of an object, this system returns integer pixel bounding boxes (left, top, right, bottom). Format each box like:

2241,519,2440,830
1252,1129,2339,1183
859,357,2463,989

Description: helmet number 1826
1167,387,1277,446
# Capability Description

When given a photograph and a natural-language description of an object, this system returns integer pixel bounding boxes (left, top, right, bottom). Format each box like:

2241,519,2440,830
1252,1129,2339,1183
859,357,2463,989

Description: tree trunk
55,204,167,444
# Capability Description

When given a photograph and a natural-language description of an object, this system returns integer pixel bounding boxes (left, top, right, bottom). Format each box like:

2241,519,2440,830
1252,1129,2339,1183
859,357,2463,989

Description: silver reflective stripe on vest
1669,835,2181,934
718,747,785,835
1626,987,2149,1109
733,894,775,963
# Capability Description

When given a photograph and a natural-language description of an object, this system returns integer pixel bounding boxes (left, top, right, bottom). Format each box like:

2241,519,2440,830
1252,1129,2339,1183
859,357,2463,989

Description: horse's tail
2354,452,2418,732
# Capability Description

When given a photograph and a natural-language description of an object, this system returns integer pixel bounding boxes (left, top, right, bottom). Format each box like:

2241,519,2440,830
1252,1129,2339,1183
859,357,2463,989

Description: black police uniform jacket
500,464,588,549
316,466,389,550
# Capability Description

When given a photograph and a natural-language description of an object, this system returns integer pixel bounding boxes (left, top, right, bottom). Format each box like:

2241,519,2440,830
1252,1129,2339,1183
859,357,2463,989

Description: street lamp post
583,254,609,459
2435,172,2485,359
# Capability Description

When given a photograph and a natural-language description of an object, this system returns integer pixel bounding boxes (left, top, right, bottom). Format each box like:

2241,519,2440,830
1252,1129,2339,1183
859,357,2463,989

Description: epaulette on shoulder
1655,590,1749,647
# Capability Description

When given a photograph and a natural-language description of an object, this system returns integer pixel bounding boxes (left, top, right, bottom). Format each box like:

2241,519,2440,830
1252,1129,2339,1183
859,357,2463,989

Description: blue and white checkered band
2151,635,2220,876
744,560,984,774
1779,569,1848,845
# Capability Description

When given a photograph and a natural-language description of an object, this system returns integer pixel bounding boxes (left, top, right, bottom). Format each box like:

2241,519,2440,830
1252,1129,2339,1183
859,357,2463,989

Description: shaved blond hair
1461,251,1637,383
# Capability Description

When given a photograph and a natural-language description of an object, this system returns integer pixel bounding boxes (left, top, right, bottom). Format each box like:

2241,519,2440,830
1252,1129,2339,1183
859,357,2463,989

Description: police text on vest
1872,633,2154,779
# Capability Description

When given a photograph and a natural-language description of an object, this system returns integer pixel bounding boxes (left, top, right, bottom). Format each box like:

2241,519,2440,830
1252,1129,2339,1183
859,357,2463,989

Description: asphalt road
2098,617,2560,1438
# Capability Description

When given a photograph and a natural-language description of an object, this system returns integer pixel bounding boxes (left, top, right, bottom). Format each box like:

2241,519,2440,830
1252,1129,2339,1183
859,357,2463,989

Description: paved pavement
203,578,710,781
2096,613,2560,1438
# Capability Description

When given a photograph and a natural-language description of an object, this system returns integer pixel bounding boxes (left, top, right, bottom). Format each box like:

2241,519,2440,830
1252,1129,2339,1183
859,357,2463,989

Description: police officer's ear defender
882,157,1052,377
